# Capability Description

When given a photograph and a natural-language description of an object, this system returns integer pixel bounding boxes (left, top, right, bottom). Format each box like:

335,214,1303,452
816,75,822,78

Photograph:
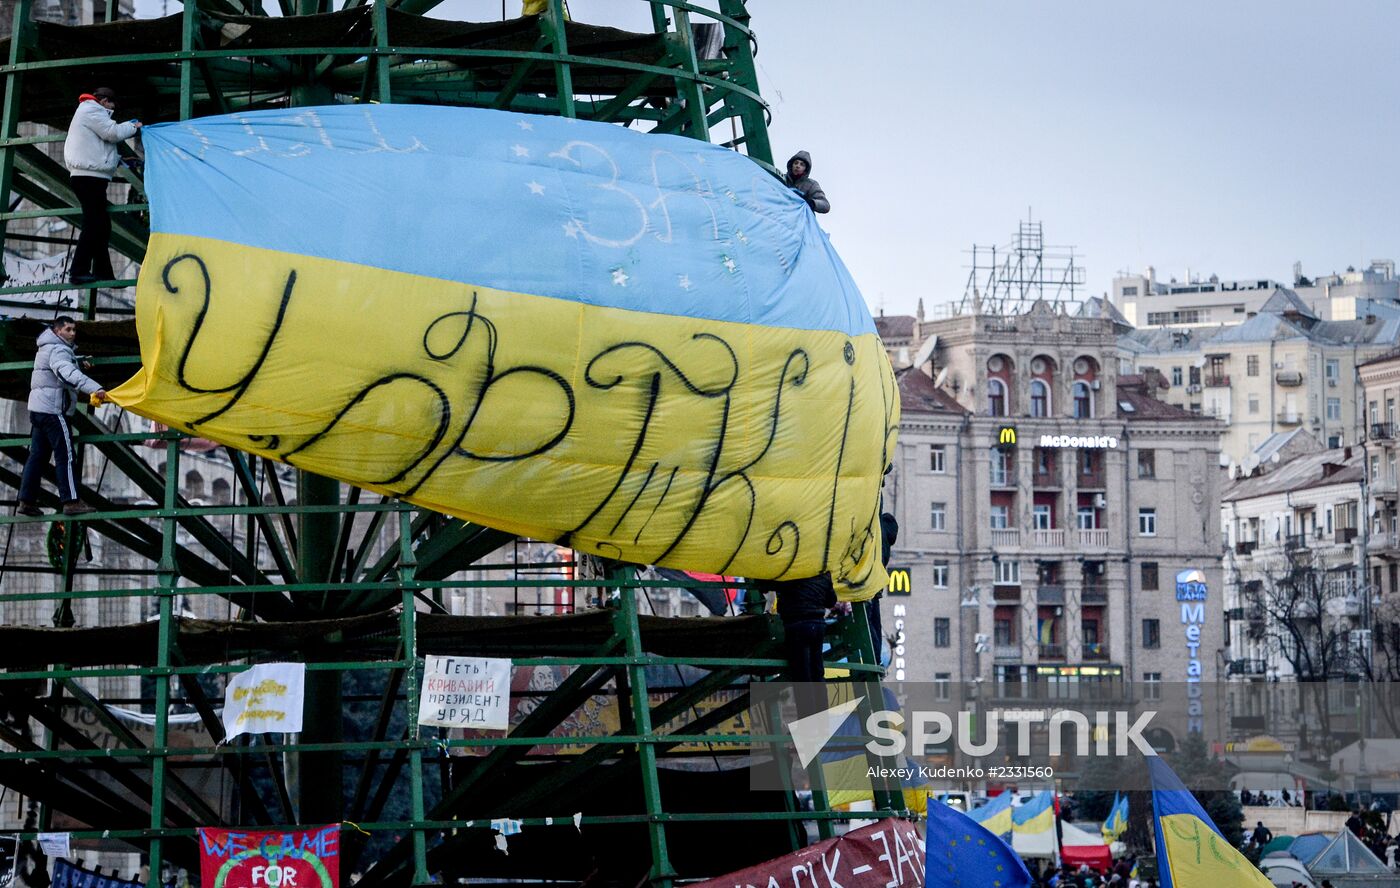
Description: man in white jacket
63,87,141,285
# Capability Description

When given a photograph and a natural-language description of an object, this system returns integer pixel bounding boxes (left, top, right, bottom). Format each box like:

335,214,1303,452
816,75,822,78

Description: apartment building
1221,447,1367,682
874,300,928,370
1121,293,1400,465
1113,259,1399,328
882,300,1226,717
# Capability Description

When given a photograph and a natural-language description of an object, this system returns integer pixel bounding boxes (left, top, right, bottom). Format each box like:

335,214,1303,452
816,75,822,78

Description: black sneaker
61,501,96,515
16,501,42,516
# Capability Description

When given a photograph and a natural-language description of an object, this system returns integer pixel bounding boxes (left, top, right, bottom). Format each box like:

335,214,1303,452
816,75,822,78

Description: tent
1259,857,1316,888
1261,835,1296,857
1060,821,1113,873
1303,829,1400,886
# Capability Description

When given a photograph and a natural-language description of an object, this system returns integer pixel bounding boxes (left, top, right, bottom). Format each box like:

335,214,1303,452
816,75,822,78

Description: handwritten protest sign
222,663,305,741
687,819,925,888
417,656,511,731
198,825,339,888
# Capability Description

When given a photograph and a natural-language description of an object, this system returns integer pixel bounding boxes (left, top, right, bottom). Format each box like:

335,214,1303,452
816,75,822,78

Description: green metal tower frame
0,2,909,886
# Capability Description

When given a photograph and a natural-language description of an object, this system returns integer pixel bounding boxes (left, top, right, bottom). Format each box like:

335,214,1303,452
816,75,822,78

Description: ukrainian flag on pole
1012,790,1055,835
1102,792,1128,842
967,790,1014,839
926,797,1032,888
1149,757,1273,888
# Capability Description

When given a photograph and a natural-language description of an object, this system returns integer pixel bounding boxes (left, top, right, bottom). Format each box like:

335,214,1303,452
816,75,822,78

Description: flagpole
1052,790,1062,869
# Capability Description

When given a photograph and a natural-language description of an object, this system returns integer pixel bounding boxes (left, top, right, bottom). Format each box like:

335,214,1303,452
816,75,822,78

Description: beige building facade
882,301,1226,718
1122,293,1400,466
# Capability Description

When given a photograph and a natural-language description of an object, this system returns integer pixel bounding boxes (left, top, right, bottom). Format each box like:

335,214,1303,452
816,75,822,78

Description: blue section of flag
142,105,873,336
1149,755,1221,888
925,797,1033,888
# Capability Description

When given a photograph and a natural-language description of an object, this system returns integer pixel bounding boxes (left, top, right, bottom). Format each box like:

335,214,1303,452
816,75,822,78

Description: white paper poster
37,832,70,859
222,662,305,741
417,656,511,731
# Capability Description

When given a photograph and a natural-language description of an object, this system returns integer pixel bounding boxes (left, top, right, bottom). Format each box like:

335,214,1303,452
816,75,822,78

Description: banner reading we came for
198,825,339,888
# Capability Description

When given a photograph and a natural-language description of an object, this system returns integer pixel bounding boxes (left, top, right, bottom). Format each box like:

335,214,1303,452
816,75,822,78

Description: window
1077,506,1097,530
1171,367,1183,386
930,502,947,531
934,618,951,648
1142,619,1161,649
934,673,951,700
1144,672,1162,700
930,445,946,472
1121,285,1139,297
1033,504,1052,530
1371,401,1380,425
995,560,1021,585
1390,399,1397,426
994,614,1017,646
990,505,1009,529
1141,562,1159,591
1137,449,1155,479
1327,397,1342,421
1248,395,1260,415
1329,434,1342,448
1072,381,1093,418
1247,355,1259,377
933,560,949,588
987,378,1008,417
1030,379,1050,417
1138,508,1157,536
1326,359,1340,383
990,450,1011,486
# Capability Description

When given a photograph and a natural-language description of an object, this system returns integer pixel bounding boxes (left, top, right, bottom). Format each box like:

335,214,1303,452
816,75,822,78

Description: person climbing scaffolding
63,87,141,285
16,317,107,516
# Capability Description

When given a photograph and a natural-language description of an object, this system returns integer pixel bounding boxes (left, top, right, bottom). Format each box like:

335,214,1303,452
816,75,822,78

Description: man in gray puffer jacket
782,150,830,214
64,87,142,285
17,317,107,516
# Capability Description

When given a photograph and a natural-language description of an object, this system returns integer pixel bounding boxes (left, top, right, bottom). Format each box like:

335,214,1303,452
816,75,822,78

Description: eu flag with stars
926,796,1033,888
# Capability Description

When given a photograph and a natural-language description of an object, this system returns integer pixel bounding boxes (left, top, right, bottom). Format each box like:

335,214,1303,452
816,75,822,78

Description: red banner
198,826,340,888
690,819,925,888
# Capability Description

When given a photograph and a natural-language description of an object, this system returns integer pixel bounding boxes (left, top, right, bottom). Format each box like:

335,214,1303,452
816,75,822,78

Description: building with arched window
881,298,1225,730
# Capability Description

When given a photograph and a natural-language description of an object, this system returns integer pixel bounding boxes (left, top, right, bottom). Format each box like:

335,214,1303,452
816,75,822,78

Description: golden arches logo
998,427,1017,446
888,568,911,595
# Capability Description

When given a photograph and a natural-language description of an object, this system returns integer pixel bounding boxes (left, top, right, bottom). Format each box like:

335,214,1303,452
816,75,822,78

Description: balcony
1077,529,1109,548
1284,533,1309,551
1276,411,1303,426
990,528,1021,547
1227,659,1268,677
1336,527,1359,544
1078,471,1106,489
989,471,1015,489
1032,468,1059,488
992,585,1021,602
1204,374,1231,387
1082,642,1109,661
1032,529,1065,548
1039,643,1065,660
1372,422,1396,441
1037,584,1065,605
994,643,1021,661
1235,540,1258,556
1275,370,1304,387
1080,584,1108,604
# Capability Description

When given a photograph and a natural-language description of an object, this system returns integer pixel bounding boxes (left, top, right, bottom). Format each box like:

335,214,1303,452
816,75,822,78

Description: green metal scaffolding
0,2,909,885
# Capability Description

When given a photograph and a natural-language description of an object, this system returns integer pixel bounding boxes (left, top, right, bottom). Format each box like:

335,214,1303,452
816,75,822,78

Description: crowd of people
1027,858,1150,888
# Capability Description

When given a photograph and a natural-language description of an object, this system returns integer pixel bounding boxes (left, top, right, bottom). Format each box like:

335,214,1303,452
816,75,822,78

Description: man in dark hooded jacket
783,150,829,214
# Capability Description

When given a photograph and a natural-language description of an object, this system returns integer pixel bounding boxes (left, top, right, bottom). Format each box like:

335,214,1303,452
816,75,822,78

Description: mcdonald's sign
887,567,912,596
997,426,1017,446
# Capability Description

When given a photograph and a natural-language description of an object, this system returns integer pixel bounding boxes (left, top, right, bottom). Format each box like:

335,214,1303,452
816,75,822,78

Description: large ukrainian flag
1149,757,1273,888
110,105,897,595
1012,790,1055,835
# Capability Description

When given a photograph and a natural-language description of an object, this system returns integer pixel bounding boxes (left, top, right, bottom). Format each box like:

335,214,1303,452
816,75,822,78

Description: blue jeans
19,412,78,503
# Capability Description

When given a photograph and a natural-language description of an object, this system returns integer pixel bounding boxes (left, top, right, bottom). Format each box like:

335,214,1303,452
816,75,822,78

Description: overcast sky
133,0,1400,318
